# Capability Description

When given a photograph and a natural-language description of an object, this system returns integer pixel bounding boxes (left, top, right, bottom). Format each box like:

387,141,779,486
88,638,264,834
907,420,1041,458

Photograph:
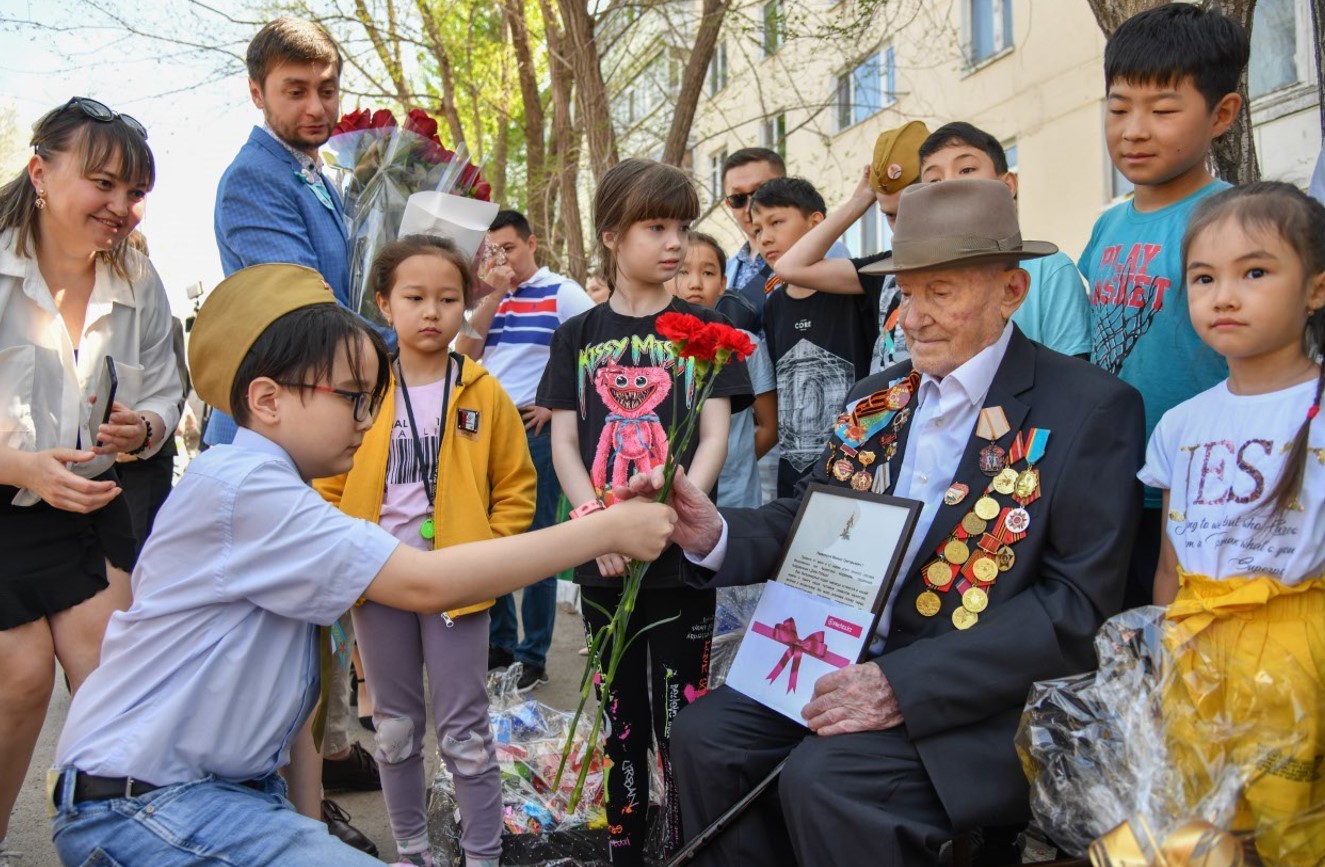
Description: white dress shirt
0,231,182,505
56,429,399,784
691,323,1015,644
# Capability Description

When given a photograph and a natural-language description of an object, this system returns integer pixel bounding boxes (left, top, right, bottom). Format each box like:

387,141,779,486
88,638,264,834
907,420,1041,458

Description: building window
761,113,787,159
708,40,728,95
709,150,728,202
1003,141,1018,175
1249,0,1298,99
835,46,895,131
968,0,1013,65
763,0,783,57
845,204,891,257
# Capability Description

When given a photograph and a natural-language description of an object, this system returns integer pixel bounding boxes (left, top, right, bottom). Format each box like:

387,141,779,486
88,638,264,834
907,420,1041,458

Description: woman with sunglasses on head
0,97,179,862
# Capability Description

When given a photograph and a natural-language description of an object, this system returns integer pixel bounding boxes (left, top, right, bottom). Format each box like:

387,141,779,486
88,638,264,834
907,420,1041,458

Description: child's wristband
569,500,605,520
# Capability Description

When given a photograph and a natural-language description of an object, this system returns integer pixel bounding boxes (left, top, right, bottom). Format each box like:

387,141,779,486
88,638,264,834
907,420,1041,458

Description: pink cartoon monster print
591,364,671,494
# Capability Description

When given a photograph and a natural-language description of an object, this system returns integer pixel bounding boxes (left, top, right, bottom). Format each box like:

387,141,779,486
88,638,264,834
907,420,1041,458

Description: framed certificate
771,484,923,616
726,484,923,723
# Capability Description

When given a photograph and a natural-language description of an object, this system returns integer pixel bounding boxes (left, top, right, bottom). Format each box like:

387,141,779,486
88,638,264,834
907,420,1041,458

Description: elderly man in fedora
629,179,1146,866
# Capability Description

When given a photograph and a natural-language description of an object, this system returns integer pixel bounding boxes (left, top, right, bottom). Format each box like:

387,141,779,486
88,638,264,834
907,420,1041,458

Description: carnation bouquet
323,107,494,326
554,312,755,810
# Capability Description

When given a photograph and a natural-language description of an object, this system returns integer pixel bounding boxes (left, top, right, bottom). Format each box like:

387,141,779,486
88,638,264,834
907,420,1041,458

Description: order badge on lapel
457,409,480,438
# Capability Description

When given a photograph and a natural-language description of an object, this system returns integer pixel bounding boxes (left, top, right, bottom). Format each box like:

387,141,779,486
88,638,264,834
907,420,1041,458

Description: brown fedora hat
860,178,1057,275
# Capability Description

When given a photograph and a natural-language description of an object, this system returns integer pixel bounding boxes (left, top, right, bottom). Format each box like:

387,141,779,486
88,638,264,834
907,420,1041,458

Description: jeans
489,426,560,669
50,769,382,866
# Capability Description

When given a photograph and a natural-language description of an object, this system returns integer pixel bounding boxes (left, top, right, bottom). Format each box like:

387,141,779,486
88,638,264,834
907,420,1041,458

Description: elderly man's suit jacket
214,126,350,306
703,328,1145,831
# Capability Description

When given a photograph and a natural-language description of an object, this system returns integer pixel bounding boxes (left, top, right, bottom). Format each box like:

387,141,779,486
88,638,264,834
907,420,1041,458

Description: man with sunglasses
720,148,852,335
211,16,382,857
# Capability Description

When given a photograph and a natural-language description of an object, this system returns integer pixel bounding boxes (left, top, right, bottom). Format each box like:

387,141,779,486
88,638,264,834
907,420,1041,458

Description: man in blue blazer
209,18,379,856
210,17,350,447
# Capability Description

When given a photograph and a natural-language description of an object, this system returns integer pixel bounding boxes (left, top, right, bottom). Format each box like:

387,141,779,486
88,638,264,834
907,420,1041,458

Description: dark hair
594,158,699,292
750,176,826,218
1182,181,1325,518
0,101,155,278
919,122,1008,175
722,147,786,183
230,304,390,427
687,231,727,268
246,17,343,86
489,209,532,239
1104,3,1248,110
369,234,478,308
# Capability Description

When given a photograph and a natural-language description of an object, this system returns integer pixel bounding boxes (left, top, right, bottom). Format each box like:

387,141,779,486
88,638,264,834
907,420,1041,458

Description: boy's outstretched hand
602,497,678,564
621,465,724,558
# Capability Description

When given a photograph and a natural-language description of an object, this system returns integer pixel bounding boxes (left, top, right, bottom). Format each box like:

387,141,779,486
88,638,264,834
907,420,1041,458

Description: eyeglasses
277,382,381,423
63,97,148,140
724,191,758,210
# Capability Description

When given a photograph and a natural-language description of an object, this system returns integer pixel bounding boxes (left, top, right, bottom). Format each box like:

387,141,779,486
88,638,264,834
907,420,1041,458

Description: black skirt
0,470,137,631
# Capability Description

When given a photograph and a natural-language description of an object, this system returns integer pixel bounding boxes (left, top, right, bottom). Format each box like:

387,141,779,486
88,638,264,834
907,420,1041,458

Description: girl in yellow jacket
318,235,535,867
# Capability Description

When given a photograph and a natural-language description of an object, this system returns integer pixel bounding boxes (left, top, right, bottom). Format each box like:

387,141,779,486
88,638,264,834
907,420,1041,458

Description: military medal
952,607,978,630
974,496,1000,521
926,560,954,588
858,450,876,466
884,383,912,410
996,545,1016,572
960,512,987,536
975,406,1010,476
1005,507,1031,534
992,467,1018,495
833,459,854,481
943,538,970,565
971,555,999,584
851,470,872,491
915,590,941,617
962,586,989,613
1015,468,1039,501
944,483,969,506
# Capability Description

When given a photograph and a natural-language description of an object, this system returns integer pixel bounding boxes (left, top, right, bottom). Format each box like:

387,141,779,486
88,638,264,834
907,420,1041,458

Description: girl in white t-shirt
1139,182,1325,863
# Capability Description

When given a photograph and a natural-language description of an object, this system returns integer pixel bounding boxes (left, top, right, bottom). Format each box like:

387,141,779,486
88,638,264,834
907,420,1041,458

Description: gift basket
1016,606,1323,866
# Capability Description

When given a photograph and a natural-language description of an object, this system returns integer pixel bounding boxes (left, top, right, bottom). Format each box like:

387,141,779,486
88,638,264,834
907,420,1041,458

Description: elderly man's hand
801,663,903,736
622,465,724,558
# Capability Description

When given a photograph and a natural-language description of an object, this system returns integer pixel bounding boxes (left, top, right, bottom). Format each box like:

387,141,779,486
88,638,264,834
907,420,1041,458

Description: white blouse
0,229,182,507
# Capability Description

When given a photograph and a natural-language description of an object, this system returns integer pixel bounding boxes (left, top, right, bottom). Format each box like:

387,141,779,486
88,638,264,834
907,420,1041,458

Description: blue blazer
214,126,351,306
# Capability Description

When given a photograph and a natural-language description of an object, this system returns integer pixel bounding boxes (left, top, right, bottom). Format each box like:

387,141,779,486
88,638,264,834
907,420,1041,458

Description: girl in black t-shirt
537,159,750,864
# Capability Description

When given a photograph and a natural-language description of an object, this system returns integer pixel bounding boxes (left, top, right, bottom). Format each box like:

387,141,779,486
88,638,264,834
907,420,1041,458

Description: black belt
54,771,264,805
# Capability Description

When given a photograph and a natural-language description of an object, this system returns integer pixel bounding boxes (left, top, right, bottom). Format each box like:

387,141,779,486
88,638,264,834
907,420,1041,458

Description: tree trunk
556,0,617,184
540,0,587,283
353,0,412,106
1085,0,1260,184
502,0,550,241
415,0,470,152
662,0,730,167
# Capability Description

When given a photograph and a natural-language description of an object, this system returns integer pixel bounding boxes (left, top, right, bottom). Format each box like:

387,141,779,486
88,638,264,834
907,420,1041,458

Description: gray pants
352,603,501,860
672,686,953,867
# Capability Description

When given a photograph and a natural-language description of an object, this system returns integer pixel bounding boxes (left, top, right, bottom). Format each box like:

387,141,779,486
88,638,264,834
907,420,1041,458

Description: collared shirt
262,124,327,186
690,323,1016,644
56,428,399,785
0,230,182,506
481,266,592,407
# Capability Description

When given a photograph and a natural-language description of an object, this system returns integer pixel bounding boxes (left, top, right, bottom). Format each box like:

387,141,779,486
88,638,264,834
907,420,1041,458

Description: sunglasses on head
63,97,148,140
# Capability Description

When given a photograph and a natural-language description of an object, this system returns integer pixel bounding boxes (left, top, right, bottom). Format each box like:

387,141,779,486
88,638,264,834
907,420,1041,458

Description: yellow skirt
1163,570,1325,866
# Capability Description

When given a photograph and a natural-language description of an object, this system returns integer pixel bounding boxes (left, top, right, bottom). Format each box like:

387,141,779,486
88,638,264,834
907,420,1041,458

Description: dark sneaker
322,798,379,857
515,665,549,693
487,646,514,672
322,741,381,792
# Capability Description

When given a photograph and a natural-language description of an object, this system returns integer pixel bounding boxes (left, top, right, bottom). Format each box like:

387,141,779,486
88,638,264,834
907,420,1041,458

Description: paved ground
10,599,591,866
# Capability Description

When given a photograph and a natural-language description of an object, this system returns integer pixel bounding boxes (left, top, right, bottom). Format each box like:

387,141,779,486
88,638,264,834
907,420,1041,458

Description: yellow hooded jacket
315,354,536,618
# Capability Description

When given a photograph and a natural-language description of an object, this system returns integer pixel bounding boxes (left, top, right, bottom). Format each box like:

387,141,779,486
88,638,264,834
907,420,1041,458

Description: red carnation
403,108,440,143
332,108,372,136
656,312,707,344
677,329,719,362
473,180,492,202
370,108,398,129
709,323,755,361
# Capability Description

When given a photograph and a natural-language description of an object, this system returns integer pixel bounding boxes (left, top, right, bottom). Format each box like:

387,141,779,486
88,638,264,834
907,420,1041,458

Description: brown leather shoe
321,797,379,857
322,741,381,791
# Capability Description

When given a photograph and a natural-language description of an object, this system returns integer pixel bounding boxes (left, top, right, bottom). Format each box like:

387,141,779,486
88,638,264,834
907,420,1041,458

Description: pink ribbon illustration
751,618,852,693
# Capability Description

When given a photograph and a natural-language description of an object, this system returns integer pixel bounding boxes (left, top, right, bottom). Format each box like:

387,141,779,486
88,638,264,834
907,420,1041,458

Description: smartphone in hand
87,356,118,449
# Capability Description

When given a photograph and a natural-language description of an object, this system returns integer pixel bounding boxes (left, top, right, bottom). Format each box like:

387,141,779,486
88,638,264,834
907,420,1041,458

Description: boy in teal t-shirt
1079,2,1248,607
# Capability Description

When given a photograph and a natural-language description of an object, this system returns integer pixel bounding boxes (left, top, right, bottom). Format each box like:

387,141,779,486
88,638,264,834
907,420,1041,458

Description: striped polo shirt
482,266,593,406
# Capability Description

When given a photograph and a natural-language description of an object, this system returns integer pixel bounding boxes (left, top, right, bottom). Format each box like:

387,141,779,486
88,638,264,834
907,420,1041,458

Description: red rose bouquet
554,312,754,809
323,107,493,325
